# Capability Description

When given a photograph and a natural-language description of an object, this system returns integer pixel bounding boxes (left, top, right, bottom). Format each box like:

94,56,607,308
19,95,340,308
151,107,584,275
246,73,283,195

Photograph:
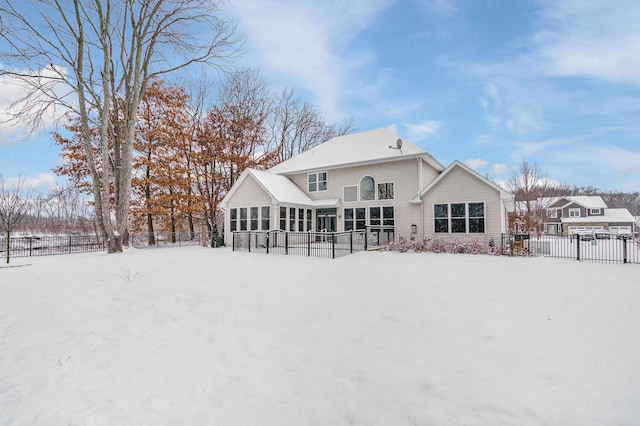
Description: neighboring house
221,128,515,246
543,196,636,235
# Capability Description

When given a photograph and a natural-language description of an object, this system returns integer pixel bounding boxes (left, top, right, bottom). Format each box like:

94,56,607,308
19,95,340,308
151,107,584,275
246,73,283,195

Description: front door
316,208,337,232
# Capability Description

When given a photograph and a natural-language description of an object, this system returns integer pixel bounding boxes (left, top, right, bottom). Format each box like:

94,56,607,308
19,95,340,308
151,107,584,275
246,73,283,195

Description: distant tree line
507,159,639,232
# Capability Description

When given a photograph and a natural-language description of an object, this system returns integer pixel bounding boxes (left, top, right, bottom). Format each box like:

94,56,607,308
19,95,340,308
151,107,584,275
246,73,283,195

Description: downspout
418,157,425,241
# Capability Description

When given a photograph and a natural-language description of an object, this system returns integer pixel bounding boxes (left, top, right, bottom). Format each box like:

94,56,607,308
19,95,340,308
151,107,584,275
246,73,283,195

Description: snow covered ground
1,247,639,426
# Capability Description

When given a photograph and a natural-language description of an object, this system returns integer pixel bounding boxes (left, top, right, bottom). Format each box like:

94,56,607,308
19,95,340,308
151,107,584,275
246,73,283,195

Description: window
468,202,485,233
344,185,358,202
434,202,484,233
344,207,367,231
360,176,375,201
289,207,296,231
451,203,466,233
369,207,381,226
261,206,270,230
344,208,354,231
547,208,558,218
239,207,247,231
589,208,601,215
279,206,286,231
378,182,394,200
569,208,581,217
383,206,394,227
230,208,238,232
250,207,259,230
306,210,312,232
434,204,449,233
298,208,305,231
308,171,327,192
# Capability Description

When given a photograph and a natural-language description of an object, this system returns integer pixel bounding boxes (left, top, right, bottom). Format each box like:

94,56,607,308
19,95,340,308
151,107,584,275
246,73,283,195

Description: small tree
0,175,32,263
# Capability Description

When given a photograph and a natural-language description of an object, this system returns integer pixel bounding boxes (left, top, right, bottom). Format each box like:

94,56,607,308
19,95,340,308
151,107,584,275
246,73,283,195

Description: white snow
1,247,639,425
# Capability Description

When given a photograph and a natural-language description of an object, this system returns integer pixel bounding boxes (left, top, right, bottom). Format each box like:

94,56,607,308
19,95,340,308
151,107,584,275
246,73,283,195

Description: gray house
544,196,636,236
221,128,515,246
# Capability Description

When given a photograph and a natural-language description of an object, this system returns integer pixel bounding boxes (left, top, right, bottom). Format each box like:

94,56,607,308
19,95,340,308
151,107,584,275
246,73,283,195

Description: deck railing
232,230,368,259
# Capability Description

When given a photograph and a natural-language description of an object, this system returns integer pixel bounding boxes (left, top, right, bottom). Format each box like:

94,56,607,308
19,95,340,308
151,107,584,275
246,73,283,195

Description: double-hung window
569,208,581,218
230,208,238,231
308,172,328,192
261,206,270,230
434,202,485,233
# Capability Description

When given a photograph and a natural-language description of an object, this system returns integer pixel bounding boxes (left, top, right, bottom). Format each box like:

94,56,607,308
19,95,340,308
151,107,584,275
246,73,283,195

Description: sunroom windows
344,206,394,231
434,202,485,234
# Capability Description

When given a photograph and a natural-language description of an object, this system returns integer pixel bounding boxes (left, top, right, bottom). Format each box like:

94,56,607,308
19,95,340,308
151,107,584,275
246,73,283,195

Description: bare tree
0,0,241,252
0,175,32,263
267,86,354,163
507,159,567,231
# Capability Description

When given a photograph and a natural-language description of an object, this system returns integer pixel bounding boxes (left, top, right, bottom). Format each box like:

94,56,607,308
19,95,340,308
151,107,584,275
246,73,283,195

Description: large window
344,207,366,231
250,207,259,230
434,202,485,234
230,208,238,232
360,176,375,201
290,207,296,231
261,206,270,230
547,208,558,218
298,208,305,231
308,171,328,192
239,207,247,231
279,206,286,231
589,208,601,215
378,182,394,200
569,208,581,217
306,210,312,231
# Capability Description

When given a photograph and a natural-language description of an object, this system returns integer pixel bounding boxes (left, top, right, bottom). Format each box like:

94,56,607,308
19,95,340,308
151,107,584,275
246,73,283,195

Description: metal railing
128,231,208,248
502,232,640,264
1,235,105,259
232,230,368,259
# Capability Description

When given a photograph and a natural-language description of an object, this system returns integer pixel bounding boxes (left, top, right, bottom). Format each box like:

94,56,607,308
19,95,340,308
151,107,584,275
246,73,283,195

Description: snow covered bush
386,237,500,256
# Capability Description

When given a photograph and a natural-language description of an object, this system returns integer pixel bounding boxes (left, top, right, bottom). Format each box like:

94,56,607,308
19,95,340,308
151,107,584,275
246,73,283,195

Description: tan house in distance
221,128,515,246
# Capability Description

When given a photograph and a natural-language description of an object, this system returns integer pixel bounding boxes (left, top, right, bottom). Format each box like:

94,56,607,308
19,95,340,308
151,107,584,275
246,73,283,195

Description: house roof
413,160,515,209
268,128,444,175
556,196,607,209
220,168,339,209
604,208,636,222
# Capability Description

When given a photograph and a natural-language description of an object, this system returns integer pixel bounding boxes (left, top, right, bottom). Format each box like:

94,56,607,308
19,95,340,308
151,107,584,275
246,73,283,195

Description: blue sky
2,0,640,193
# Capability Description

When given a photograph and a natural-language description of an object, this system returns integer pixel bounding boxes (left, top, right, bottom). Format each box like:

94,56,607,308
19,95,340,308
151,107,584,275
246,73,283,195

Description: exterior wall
561,202,587,218
285,158,436,238
421,166,504,242
223,176,274,244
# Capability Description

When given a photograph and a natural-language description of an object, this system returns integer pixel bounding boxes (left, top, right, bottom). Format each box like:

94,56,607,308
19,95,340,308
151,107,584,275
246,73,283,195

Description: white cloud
533,0,640,85
0,64,70,145
464,158,488,169
491,163,509,176
405,120,442,141
2,173,58,193
230,0,392,121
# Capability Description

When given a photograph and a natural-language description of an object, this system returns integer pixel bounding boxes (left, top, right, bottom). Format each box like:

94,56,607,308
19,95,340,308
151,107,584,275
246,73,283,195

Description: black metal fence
128,232,208,248
232,230,368,259
1,235,105,259
502,232,640,264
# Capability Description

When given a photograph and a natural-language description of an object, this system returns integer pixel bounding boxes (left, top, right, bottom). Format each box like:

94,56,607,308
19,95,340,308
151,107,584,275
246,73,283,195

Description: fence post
285,232,289,255
364,230,368,251
232,232,236,251
308,232,311,256
266,232,270,254
248,232,251,253
29,238,33,257
332,232,336,259
68,235,72,253
623,237,628,264
350,230,353,254
576,236,581,261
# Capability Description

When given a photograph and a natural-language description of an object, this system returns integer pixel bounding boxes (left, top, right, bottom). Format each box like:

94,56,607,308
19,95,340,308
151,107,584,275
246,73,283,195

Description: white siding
286,159,436,237
224,176,273,244
422,165,504,241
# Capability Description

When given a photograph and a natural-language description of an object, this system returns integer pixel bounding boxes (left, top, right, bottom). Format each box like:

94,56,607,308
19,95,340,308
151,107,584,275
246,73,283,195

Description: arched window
360,176,375,201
